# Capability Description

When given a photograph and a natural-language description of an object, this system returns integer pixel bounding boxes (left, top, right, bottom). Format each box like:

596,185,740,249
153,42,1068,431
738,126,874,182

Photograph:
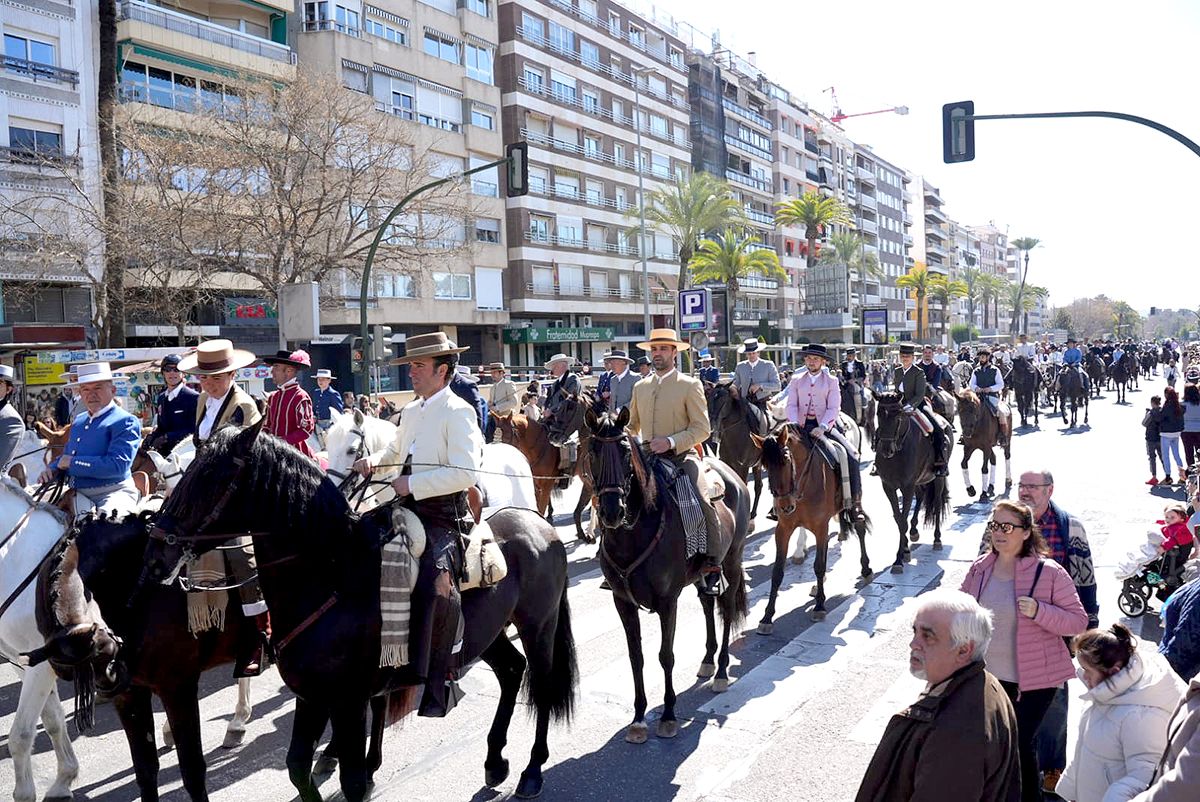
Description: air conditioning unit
548,320,565,328
577,315,592,327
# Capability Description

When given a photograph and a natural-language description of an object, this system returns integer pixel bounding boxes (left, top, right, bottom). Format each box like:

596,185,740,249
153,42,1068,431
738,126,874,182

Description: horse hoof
890,564,905,574
756,622,774,635
966,486,976,497
312,752,339,776
697,661,717,678
625,722,649,744
656,719,679,739
221,729,246,749
811,609,827,621
711,677,730,693
514,770,545,799
484,759,510,788
932,541,944,552
837,530,848,542
909,530,920,543
162,727,175,749
790,554,806,565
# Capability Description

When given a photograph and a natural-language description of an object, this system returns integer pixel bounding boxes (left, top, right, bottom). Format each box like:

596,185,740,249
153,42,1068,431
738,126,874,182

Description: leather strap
273,593,338,654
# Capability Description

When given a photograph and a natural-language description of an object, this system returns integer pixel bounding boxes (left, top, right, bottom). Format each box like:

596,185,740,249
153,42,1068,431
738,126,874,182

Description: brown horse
955,390,1013,502
752,425,871,626
492,411,565,522
34,420,71,461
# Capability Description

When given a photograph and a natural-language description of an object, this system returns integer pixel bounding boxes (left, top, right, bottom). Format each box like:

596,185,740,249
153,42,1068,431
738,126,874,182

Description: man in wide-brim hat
146,353,199,456
40,362,143,518
312,368,344,439
892,343,950,476
627,328,726,593
733,338,781,436
261,348,316,459
485,361,518,442
783,343,864,520
598,348,637,413
542,352,581,423
840,346,869,422
0,364,24,469
353,330,482,717
697,350,720,385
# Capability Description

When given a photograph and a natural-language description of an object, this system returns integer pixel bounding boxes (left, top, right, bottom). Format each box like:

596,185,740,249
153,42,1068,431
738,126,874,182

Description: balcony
744,206,774,226
523,231,677,261
516,75,689,149
3,56,79,87
903,233,914,246
902,211,912,225
721,97,773,131
472,179,498,197
926,242,948,258
803,138,820,154
726,169,771,193
740,276,780,291
524,281,672,303
857,193,877,211
856,165,876,184
733,308,778,322
859,219,879,235
529,184,634,213
1,144,79,169
925,205,948,224
118,0,295,67
724,133,772,162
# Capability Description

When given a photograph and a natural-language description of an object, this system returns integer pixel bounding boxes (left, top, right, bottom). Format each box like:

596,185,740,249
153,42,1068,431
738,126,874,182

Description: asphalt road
2,373,1189,802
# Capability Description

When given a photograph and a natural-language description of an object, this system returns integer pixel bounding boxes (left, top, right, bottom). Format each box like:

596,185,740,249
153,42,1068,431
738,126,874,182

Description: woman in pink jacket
961,499,1089,802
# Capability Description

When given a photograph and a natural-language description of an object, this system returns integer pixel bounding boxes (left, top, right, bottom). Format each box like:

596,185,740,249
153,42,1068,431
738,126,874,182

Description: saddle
746,399,771,437
802,426,854,512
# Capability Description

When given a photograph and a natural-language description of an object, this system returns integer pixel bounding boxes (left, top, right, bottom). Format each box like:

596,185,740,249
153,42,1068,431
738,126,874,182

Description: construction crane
824,86,909,124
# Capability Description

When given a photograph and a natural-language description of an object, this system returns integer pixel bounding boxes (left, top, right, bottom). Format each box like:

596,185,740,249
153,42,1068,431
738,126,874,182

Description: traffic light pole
358,156,509,394
966,110,1200,160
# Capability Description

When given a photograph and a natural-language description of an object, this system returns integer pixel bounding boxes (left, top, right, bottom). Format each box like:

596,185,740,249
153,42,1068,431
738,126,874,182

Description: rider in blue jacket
1062,338,1088,392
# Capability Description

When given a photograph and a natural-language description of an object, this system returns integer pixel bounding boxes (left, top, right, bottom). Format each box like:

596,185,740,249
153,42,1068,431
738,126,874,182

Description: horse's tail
529,579,578,724
920,475,948,532
719,558,750,631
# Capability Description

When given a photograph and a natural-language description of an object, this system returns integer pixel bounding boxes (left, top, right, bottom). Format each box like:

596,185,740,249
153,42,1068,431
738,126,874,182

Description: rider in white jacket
1057,645,1186,802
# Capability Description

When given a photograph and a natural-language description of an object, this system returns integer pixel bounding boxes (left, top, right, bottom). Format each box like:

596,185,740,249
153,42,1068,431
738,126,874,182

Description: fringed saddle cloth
649,457,706,560
186,550,227,634
379,506,426,668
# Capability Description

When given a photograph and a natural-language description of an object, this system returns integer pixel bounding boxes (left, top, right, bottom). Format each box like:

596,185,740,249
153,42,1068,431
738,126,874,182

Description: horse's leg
536,478,551,520
750,464,763,519
286,697,328,802
884,483,907,573
572,482,592,541
656,600,680,735
853,509,872,578
10,663,63,802
908,495,920,541
985,446,996,498
613,595,649,744
330,703,369,802
714,590,735,694
366,695,386,781
40,684,79,801
961,445,976,497
758,525,790,635
480,633,526,788
1003,437,1013,489
699,591,718,676
515,607,561,799
162,682,210,802
112,685,161,802
222,677,252,749
811,521,831,620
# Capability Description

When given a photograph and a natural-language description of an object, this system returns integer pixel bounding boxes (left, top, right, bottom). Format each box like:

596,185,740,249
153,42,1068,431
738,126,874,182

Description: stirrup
700,563,723,596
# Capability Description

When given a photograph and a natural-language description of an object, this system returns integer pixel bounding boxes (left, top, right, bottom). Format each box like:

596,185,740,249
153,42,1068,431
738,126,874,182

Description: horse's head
491,410,523,446
324,407,366,479
753,426,804,517
584,406,639,529
956,389,982,439
873,392,908,459
546,391,588,446
706,381,739,441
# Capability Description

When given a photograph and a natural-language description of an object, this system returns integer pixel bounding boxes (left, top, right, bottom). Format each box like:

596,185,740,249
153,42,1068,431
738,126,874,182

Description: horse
1110,352,1135,404
7,429,52,488
997,361,1014,404
838,379,877,443
23,510,258,801
1057,366,1090,427
1086,354,1107,398
143,440,197,497
1010,355,1041,427
955,391,1013,502
492,411,567,522
539,391,599,541
705,381,766,517
1038,363,1059,409
752,425,870,627
1141,349,1158,377
140,422,577,801
872,392,951,567
585,407,749,744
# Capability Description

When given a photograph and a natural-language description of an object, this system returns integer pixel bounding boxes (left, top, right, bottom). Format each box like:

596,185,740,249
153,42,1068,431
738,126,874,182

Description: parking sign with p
678,289,709,332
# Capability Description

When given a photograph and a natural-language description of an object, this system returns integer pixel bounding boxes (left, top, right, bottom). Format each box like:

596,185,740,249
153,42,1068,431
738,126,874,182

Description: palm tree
635,172,745,303
774,191,853,268
1006,281,1044,333
1111,300,1140,339
1009,236,1041,335
978,273,1008,331
962,266,985,327
820,230,883,313
896,263,933,341
928,274,969,346
688,229,785,338
1022,285,1049,334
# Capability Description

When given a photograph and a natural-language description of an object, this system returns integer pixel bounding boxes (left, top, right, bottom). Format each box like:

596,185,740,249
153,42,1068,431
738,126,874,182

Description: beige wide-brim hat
177,340,257,376
487,362,507,372
543,353,575,369
389,332,468,365
637,328,690,352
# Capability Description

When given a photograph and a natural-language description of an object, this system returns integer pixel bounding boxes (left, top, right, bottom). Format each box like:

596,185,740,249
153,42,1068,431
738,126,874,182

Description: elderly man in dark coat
856,589,1019,802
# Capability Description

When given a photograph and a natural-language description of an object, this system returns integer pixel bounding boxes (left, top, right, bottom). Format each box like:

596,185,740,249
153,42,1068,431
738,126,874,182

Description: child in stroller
1116,503,1197,617
1159,501,1196,589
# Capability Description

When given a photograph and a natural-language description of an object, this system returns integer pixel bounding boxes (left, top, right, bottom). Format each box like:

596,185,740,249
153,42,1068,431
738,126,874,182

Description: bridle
874,403,911,458
590,430,642,530
768,430,817,514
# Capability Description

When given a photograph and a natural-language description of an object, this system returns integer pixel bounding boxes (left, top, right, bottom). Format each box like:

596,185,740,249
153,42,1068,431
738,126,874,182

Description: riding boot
847,463,865,523
700,494,724,596
234,612,272,678
701,557,723,596
418,587,463,718
931,432,950,477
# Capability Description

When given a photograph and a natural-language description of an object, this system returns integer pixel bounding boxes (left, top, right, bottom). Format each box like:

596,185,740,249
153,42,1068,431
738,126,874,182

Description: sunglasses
985,520,1027,534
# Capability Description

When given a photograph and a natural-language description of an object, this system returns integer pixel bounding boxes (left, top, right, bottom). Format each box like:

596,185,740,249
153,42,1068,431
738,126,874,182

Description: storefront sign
24,361,65,385
503,326,615,345
224,298,278,325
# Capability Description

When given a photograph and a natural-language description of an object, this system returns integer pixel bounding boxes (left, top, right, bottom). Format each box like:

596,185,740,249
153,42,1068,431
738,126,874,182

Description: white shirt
411,384,452,455
164,382,186,402
85,400,116,423
198,387,232,441
654,368,678,384
611,368,630,381
933,352,950,366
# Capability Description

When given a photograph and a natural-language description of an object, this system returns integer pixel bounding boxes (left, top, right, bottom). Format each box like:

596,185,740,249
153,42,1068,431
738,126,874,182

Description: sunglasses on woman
984,520,1028,534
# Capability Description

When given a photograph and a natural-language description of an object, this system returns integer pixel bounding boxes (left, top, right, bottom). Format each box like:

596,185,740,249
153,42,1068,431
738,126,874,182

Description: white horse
144,439,197,496
7,429,53,489
323,407,537,514
0,478,82,802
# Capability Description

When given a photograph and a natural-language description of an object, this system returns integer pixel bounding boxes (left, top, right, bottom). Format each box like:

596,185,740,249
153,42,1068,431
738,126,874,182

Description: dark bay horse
705,381,766,517
27,512,255,802
1086,353,1107,398
1057,366,1090,427
955,391,1013,502
839,380,877,443
752,425,870,627
493,411,566,523
872,392,950,568
1009,355,1040,427
585,408,749,744
1110,352,1135,404
540,391,598,541
140,423,577,801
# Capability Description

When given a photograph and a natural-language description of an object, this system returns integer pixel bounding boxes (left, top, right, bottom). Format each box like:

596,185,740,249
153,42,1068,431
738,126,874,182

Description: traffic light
351,336,364,372
942,100,975,164
505,141,528,197
372,324,393,362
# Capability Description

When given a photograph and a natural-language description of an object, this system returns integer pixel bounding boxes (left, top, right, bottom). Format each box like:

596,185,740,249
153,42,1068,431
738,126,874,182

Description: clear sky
648,0,1200,313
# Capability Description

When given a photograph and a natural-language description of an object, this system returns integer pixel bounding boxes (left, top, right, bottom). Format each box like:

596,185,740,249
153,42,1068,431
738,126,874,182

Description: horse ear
235,417,264,451
584,407,599,431
616,406,631,429
353,408,364,427
749,433,764,449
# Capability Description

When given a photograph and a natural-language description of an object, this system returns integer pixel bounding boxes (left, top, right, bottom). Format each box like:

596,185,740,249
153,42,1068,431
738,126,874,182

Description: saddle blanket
380,506,427,668
186,549,227,634
461,519,508,592
650,458,706,560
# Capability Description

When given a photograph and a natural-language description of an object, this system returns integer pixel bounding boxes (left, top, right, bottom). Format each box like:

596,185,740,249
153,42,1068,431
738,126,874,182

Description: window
580,40,600,66
470,106,494,130
342,66,367,93
466,0,490,17
532,266,555,293
549,69,576,103
554,173,579,199
469,153,498,196
521,13,543,39
7,123,63,160
669,46,684,68
559,265,584,295
416,84,462,131
590,270,609,294
475,218,501,244
611,98,626,124
365,19,408,45
613,142,626,166
557,216,582,245
4,33,56,71
376,273,415,298
475,267,503,311
434,272,471,300
579,0,598,20
651,152,670,178
585,180,602,204
649,114,667,138
529,215,551,241
118,60,237,113
522,65,544,92
335,4,360,35
583,135,600,158
586,226,607,251
466,44,493,84
372,73,415,120
423,32,458,64
627,24,644,47
608,12,620,35
582,88,600,115
548,22,574,54
529,166,548,193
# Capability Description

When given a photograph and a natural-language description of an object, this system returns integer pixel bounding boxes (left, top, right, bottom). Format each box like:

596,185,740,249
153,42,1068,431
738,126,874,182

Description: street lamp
632,65,658,338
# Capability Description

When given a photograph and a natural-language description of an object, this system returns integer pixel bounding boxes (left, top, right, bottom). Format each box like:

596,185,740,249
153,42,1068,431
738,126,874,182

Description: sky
644,0,1200,313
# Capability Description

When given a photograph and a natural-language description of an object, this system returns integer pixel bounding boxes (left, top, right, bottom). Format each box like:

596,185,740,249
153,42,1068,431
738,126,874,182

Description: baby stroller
1115,531,1177,617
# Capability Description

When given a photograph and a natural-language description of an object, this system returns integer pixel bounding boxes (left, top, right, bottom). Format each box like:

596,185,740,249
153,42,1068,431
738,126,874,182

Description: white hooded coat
1057,650,1187,802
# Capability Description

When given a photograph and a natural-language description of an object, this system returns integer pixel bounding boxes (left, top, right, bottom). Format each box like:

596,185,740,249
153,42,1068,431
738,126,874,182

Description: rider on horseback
734,338,781,437
1016,334,1037,360
1062,337,1089,393
785,344,864,522
354,332,484,717
626,328,724,595
969,348,1010,422
894,343,950,476
840,347,869,422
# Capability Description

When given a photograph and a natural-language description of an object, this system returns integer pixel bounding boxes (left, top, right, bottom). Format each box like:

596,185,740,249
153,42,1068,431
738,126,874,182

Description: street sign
678,289,709,332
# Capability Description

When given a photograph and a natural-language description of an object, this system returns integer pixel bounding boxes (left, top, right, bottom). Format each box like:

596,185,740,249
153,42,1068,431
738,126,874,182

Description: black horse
1110,352,1135,404
1086,353,1107,399
705,380,766,517
585,407,749,744
872,392,950,569
140,422,577,802
839,379,877,443
1057,366,1090,427
1010,355,1041,427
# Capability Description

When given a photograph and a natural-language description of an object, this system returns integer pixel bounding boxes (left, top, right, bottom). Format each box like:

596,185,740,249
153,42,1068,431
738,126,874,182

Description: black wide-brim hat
262,349,312,369
897,342,917,356
799,343,830,360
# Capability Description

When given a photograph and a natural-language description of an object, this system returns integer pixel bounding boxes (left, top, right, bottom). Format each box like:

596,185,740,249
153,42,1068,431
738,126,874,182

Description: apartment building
951,221,981,333
921,179,949,275
967,222,1013,335
767,85,817,344
495,0,692,367
294,0,508,363
1,0,100,337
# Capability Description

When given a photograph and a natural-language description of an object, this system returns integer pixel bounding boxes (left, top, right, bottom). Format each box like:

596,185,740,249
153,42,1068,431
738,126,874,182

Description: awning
364,4,408,26
372,63,417,82
341,58,369,73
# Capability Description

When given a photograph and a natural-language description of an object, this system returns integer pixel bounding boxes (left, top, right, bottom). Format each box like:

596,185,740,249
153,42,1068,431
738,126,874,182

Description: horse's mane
760,432,790,470
592,411,656,509
166,427,352,536
957,389,980,406
875,391,904,407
